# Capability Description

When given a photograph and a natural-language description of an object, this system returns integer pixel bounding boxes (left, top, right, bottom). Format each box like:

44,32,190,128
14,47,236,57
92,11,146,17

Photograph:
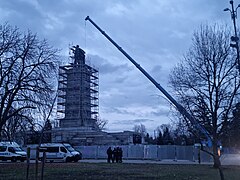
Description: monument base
51,127,134,146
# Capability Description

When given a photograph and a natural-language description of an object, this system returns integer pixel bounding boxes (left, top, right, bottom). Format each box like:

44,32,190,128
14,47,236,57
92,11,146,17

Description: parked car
39,143,82,162
0,142,27,162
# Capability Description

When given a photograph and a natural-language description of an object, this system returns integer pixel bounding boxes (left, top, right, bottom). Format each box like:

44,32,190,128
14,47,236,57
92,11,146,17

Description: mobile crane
85,16,212,146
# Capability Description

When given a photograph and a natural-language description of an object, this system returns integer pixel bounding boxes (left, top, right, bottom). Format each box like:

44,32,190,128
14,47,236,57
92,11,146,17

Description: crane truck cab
39,143,82,163
0,142,27,162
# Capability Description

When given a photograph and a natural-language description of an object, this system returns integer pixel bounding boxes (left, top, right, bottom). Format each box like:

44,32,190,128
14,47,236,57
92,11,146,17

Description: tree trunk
213,144,224,180
0,123,4,140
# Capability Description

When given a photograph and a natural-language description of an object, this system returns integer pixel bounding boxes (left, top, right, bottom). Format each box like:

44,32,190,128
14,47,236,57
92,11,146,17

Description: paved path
80,159,209,164
220,154,240,165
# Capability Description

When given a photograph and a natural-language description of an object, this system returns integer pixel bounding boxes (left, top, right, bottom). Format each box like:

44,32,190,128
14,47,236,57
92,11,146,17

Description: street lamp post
224,0,240,72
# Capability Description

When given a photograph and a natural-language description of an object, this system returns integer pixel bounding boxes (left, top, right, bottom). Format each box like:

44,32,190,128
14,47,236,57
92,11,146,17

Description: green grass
0,162,240,180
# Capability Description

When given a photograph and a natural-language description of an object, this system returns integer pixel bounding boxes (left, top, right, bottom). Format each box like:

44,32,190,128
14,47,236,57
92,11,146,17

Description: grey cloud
150,65,162,77
102,102,171,118
111,118,154,125
151,109,170,117
102,107,135,116
99,63,131,75
87,54,133,75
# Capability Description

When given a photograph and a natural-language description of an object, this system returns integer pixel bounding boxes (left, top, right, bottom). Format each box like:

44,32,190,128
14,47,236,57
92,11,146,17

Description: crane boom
85,16,212,145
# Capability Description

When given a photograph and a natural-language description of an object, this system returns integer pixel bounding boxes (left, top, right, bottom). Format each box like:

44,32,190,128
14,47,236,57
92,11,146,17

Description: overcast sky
0,0,236,135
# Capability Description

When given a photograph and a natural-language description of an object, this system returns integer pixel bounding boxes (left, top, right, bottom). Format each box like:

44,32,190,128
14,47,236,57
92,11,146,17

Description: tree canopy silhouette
170,24,240,179
0,23,59,140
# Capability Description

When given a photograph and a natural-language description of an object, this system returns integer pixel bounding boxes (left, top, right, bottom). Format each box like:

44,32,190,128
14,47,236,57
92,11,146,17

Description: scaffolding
56,46,99,129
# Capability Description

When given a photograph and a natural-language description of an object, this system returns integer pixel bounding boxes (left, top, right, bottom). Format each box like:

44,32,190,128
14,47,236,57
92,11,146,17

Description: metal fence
75,145,213,162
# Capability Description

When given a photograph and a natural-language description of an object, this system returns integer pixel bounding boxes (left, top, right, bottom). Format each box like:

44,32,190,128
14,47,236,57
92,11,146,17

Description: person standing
106,147,112,163
112,147,117,163
119,147,123,163
115,147,119,163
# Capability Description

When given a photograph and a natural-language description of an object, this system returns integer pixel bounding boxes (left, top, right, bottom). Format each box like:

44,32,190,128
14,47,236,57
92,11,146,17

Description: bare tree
96,117,108,130
155,124,174,145
133,124,147,144
133,124,146,135
0,23,59,140
169,24,239,179
1,108,31,142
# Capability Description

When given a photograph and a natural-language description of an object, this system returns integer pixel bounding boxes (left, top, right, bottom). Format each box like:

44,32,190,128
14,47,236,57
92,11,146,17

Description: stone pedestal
52,127,121,146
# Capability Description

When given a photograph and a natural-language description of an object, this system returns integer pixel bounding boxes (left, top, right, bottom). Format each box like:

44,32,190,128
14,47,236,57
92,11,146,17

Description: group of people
106,146,123,163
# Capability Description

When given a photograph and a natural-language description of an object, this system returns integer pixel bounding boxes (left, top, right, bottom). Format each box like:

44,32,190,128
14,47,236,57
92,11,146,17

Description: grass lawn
0,162,240,180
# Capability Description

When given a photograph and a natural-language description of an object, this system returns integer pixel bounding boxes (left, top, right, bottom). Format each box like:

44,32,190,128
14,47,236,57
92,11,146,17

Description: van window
64,145,75,152
46,147,59,153
0,146,7,152
39,148,47,152
39,147,59,152
8,147,15,153
60,147,67,153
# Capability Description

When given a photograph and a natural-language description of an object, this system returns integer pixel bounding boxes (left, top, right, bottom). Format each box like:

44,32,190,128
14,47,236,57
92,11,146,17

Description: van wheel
66,157,71,162
11,157,17,162
74,159,79,162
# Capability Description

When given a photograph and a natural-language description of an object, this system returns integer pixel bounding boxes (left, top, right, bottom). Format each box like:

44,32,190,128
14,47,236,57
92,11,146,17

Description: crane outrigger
85,16,212,146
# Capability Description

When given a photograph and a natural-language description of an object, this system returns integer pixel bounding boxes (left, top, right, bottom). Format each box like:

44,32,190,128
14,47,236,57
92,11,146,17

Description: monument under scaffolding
52,45,134,145
57,45,99,129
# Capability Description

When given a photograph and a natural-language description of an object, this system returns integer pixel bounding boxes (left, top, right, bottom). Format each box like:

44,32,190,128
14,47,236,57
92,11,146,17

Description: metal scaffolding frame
56,46,99,129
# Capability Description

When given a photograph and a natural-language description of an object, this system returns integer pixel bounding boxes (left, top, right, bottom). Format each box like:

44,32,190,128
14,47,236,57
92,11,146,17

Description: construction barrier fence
74,144,213,162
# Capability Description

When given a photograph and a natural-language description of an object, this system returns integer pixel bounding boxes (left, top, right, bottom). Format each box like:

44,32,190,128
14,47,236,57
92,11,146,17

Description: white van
0,142,27,162
39,143,82,162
